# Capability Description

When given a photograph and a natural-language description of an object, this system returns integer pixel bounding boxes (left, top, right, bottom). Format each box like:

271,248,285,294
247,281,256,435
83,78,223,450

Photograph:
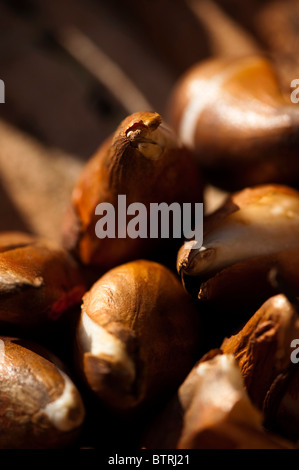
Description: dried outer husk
142,353,294,449
62,111,203,271
75,259,201,414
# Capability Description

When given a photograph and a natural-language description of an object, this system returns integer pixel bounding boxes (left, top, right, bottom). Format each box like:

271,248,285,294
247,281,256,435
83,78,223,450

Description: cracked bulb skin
62,111,203,272
177,184,299,326
0,337,85,449
168,55,299,190
75,259,201,414
0,231,86,332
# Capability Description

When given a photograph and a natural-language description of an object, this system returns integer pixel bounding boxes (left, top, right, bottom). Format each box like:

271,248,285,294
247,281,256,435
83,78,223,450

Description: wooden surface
0,0,299,242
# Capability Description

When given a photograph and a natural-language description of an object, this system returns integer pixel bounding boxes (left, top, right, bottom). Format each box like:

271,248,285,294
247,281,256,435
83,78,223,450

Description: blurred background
1,0,299,242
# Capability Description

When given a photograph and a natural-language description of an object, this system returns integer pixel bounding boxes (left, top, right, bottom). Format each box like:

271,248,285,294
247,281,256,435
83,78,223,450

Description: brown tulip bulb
177,184,299,323
0,336,85,449
221,293,299,440
168,55,299,190
0,231,86,330
75,259,201,414
62,111,203,271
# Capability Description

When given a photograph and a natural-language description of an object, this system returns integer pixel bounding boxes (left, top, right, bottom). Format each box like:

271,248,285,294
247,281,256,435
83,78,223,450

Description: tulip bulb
75,259,201,413
62,112,203,271
177,184,299,321
168,55,299,190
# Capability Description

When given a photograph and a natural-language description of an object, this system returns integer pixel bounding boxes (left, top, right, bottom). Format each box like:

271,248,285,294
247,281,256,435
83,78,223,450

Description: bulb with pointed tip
177,184,299,321
62,111,203,271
